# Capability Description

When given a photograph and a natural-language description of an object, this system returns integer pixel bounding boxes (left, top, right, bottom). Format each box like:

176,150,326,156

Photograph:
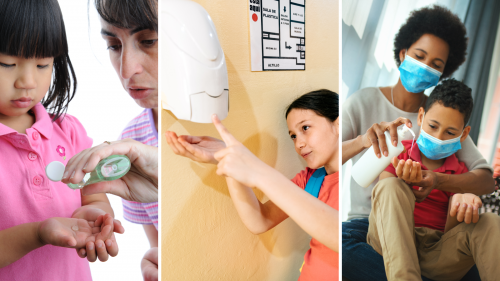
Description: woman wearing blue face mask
342,5,495,281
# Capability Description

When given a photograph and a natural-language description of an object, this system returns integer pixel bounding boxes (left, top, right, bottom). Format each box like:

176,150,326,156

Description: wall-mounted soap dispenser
161,0,229,123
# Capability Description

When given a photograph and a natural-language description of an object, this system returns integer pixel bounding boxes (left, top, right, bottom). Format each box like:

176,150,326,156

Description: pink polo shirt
0,103,93,280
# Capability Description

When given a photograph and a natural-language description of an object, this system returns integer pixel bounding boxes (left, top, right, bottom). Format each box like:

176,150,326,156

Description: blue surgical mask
399,51,442,93
416,114,463,160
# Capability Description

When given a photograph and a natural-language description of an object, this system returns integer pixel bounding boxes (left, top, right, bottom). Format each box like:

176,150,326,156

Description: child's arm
213,120,338,252
72,193,124,262
231,169,338,252
0,222,45,268
80,193,114,217
444,193,482,233
224,177,289,235
0,215,114,268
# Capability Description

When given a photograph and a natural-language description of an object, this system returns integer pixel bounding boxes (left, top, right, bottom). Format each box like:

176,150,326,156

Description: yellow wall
162,0,339,280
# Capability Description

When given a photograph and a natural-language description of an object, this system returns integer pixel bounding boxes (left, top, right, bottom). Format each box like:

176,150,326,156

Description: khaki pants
366,177,500,281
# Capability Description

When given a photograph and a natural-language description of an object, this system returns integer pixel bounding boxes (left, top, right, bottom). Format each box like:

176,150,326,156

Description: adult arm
342,118,413,164
342,96,413,163
62,139,158,203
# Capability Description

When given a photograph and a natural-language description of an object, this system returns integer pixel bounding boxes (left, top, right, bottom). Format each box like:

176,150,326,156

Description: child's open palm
450,193,482,224
71,207,124,262
38,216,112,249
165,131,226,164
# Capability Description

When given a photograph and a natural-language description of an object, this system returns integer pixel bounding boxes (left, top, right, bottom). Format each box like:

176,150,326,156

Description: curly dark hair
425,79,473,125
285,89,339,122
394,5,467,79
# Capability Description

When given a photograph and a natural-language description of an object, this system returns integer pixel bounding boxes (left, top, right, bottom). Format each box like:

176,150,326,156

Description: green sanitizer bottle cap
46,155,131,190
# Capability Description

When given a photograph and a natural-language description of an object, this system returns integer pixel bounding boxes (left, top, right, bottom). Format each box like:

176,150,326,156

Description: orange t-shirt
291,168,339,281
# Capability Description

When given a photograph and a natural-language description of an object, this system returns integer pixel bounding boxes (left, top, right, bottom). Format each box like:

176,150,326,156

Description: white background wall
59,1,152,280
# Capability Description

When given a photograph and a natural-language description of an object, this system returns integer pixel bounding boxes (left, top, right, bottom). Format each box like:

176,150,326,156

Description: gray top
343,87,493,220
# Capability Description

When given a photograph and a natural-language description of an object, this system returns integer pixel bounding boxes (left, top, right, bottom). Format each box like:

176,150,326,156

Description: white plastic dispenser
351,125,414,188
161,0,229,123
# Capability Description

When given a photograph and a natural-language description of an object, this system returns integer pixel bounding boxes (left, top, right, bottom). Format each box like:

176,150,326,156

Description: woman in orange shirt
166,89,339,281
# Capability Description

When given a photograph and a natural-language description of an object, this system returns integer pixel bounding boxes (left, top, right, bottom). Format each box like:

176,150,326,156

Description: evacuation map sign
249,0,305,71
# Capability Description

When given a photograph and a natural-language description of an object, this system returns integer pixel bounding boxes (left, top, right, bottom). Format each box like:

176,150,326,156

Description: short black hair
0,0,77,121
425,79,473,125
94,0,158,32
394,5,467,79
285,89,339,122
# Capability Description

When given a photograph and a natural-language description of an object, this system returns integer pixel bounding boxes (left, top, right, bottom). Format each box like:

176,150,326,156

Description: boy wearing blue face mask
366,78,500,281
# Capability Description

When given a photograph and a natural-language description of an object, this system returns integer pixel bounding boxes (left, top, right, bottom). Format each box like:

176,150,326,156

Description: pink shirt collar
0,103,53,139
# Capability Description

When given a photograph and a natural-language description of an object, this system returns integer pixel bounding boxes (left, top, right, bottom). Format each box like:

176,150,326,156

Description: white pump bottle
351,125,414,188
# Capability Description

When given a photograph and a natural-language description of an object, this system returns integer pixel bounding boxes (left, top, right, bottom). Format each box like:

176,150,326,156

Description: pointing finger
212,114,238,145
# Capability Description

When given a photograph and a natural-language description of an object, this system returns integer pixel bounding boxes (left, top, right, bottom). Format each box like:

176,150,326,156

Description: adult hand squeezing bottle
45,155,132,189
351,125,414,188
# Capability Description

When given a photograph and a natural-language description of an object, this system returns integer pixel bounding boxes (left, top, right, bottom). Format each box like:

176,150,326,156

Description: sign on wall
249,0,306,71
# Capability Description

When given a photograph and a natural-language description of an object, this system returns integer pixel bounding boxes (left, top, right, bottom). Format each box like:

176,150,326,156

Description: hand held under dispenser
351,125,413,188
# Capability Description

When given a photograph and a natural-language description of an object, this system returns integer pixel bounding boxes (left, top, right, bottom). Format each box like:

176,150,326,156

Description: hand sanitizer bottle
45,155,131,190
351,125,413,188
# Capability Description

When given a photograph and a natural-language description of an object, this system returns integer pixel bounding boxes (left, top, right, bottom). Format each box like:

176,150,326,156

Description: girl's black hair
0,0,77,122
94,0,158,32
393,5,468,79
285,89,339,122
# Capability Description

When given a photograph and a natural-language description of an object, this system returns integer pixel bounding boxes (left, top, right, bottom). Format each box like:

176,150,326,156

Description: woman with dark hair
62,0,159,280
342,5,494,281
166,89,339,281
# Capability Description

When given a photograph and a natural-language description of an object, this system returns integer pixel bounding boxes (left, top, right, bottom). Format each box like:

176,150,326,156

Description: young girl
0,1,123,280
166,90,339,281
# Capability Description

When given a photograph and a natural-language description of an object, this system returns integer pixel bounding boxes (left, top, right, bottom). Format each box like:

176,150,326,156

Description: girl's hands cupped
37,215,114,252
165,131,226,164
61,139,158,203
212,115,271,188
363,117,412,158
72,207,124,262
